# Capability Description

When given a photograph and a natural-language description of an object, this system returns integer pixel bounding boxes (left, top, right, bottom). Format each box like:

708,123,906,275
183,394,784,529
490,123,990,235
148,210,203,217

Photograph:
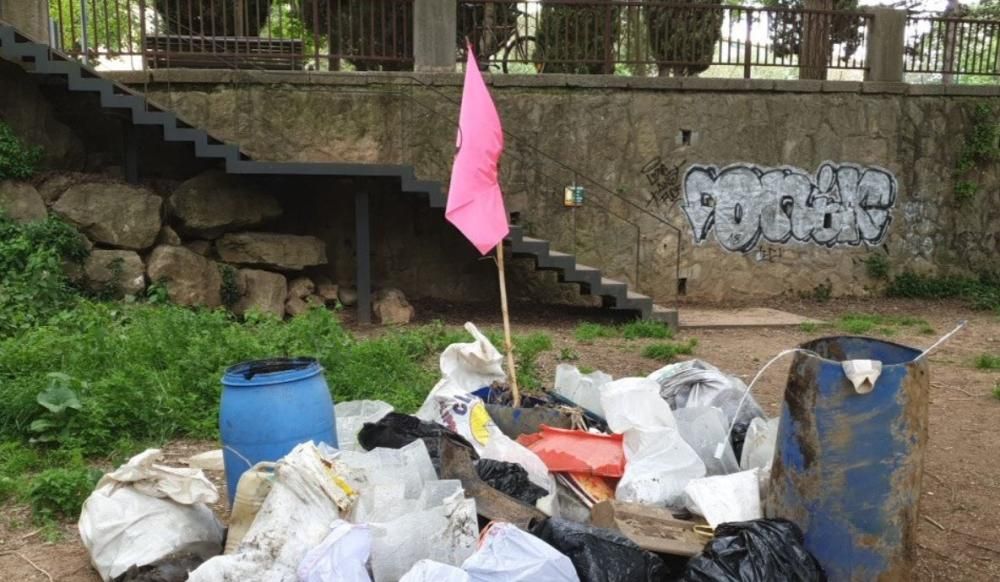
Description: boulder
315,277,340,303
287,276,315,300
216,232,328,271
0,180,47,222
36,172,84,204
285,295,309,317
185,240,213,256
373,288,415,325
53,183,162,250
80,250,146,297
233,269,287,318
169,171,282,237
146,245,222,307
338,286,358,307
156,225,182,246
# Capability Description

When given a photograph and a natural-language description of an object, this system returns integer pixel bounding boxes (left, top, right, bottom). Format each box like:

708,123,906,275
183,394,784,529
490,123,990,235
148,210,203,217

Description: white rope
916,320,967,360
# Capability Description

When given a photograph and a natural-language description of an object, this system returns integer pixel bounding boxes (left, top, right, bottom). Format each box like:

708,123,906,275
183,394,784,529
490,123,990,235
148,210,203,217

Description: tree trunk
942,0,960,84
800,0,832,80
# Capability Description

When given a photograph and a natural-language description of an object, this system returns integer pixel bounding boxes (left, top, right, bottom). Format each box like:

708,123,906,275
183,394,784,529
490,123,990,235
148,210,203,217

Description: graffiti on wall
681,162,897,253
642,156,686,209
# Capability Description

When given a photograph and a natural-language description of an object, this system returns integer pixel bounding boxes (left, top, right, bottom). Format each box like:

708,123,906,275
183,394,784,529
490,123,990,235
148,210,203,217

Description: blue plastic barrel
766,336,929,581
220,357,337,502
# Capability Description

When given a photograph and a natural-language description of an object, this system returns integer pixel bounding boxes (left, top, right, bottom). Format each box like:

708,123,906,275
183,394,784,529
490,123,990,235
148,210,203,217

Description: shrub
28,467,101,521
0,121,43,179
0,212,89,337
642,339,697,362
888,271,1000,312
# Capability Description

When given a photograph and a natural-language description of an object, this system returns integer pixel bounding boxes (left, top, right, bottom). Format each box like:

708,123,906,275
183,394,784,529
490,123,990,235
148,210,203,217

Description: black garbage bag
474,459,548,505
682,519,826,582
112,553,207,582
358,412,477,475
531,517,668,582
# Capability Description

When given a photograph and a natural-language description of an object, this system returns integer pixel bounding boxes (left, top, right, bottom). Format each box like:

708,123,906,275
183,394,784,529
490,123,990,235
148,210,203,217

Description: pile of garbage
78,322,824,582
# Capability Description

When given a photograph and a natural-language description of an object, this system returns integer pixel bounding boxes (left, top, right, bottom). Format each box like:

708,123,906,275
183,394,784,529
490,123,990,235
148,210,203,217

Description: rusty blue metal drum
766,336,929,581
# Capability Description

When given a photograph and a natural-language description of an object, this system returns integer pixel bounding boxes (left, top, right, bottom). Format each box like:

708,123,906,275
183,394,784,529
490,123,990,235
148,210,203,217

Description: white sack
462,523,579,582
297,520,372,582
684,470,762,528
78,449,223,581
400,560,471,582
188,442,354,582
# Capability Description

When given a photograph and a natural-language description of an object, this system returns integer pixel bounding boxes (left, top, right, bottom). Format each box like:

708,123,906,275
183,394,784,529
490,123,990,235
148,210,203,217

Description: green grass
641,339,698,362
836,313,932,336
888,271,1000,312
975,354,1000,370
993,383,1000,401
574,320,673,342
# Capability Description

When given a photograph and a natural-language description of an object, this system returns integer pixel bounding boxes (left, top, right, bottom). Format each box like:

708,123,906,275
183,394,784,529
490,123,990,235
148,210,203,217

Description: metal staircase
0,21,677,326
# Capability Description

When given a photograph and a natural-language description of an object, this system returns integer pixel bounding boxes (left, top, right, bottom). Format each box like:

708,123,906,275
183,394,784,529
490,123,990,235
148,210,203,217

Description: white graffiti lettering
681,162,897,253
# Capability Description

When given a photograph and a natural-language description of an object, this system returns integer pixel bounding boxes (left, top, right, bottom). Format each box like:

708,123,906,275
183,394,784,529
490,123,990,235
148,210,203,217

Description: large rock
315,277,340,304
156,225,182,246
146,245,222,307
185,240,213,256
81,250,146,297
216,232,328,271
35,172,93,204
0,180,46,222
373,288,415,325
233,269,287,317
169,171,282,237
285,295,324,317
53,183,162,250
287,276,315,299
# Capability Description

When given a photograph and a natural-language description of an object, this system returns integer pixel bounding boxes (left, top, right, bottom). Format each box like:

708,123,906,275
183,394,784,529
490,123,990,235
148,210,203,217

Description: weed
29,373,84,444
919,324,936,335
621,320,673,340
0,121,43,179
28,467,101,522
954,180,979,203
864,254,890,280
574,322,616,343
993,383,1000,401
800,281,832,303
145,281,170,304
837,313,930,336
799,322,821,333
513,332,554,390
558,347,579,361
888,271,1000,312
219,265,241,308
642,339,698,362
975,354,1000,370
578,365,595,374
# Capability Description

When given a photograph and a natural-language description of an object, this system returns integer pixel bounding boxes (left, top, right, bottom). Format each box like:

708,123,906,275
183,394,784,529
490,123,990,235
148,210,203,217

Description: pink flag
445,45,509,255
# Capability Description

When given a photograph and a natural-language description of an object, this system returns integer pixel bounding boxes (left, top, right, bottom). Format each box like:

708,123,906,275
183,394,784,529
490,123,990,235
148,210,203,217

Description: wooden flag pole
496,242,521,407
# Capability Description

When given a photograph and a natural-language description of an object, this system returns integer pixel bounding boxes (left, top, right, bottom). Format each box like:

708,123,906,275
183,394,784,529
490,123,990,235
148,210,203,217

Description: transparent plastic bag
553,364,613,417
674,407,740,476
462,523,579,582
335,400,394,452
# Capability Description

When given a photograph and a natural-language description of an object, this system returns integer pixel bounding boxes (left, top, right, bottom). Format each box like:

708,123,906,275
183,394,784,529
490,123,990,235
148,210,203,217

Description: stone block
169,171,282,237
216,232,328,271
53,182,162,250
233,269,287,318
80,250,146,297
0,180,46,223
373,288,415,325
146,245,222,307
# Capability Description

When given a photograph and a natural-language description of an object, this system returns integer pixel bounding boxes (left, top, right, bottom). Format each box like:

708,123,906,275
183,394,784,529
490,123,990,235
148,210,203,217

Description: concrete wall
97,72,1000,301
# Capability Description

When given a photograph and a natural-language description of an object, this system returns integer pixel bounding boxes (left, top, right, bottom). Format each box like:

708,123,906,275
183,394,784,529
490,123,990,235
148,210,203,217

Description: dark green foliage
762,0,865,64
645,1,722,77
219,265,241,308
642,339,697,362
28,467,102,522
888,271,1000,312
864,253,890,280
536,0,620,74
0,121,42,179
0,212,90,337
621,320,674,340
975,354,1000,370
513,332,553,390
954,103,999,202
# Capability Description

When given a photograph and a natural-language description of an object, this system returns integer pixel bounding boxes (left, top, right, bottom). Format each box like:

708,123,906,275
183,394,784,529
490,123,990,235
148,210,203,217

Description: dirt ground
1,298,998,580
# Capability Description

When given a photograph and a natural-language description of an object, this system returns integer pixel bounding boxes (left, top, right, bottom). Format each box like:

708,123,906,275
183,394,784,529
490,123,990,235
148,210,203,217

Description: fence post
864,8,906,82
414,0,457,72
0,0,51,42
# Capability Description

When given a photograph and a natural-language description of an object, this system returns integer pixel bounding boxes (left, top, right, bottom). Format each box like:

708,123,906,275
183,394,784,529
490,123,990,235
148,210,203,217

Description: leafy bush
0,121,43,179
0,212,89,337
28,467,102,521
887,271,1000,312
642,339,697,362
976,354,1000,370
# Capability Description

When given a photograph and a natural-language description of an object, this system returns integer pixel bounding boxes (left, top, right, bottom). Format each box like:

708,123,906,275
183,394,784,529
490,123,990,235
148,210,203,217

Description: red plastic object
517,425,625,477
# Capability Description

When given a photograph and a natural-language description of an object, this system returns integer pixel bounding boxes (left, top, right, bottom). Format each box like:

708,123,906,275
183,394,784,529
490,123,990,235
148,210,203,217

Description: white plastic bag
740,417,779,472
674,407,740,476
188,443,355,582
601,379,705,507
553,364,613,417
416,322,506,421
462,523,579,582
400,560,470,582
335,400,394,452
297,521,372,582
78,449,224,582
683,470,762,528
647,360,765,431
